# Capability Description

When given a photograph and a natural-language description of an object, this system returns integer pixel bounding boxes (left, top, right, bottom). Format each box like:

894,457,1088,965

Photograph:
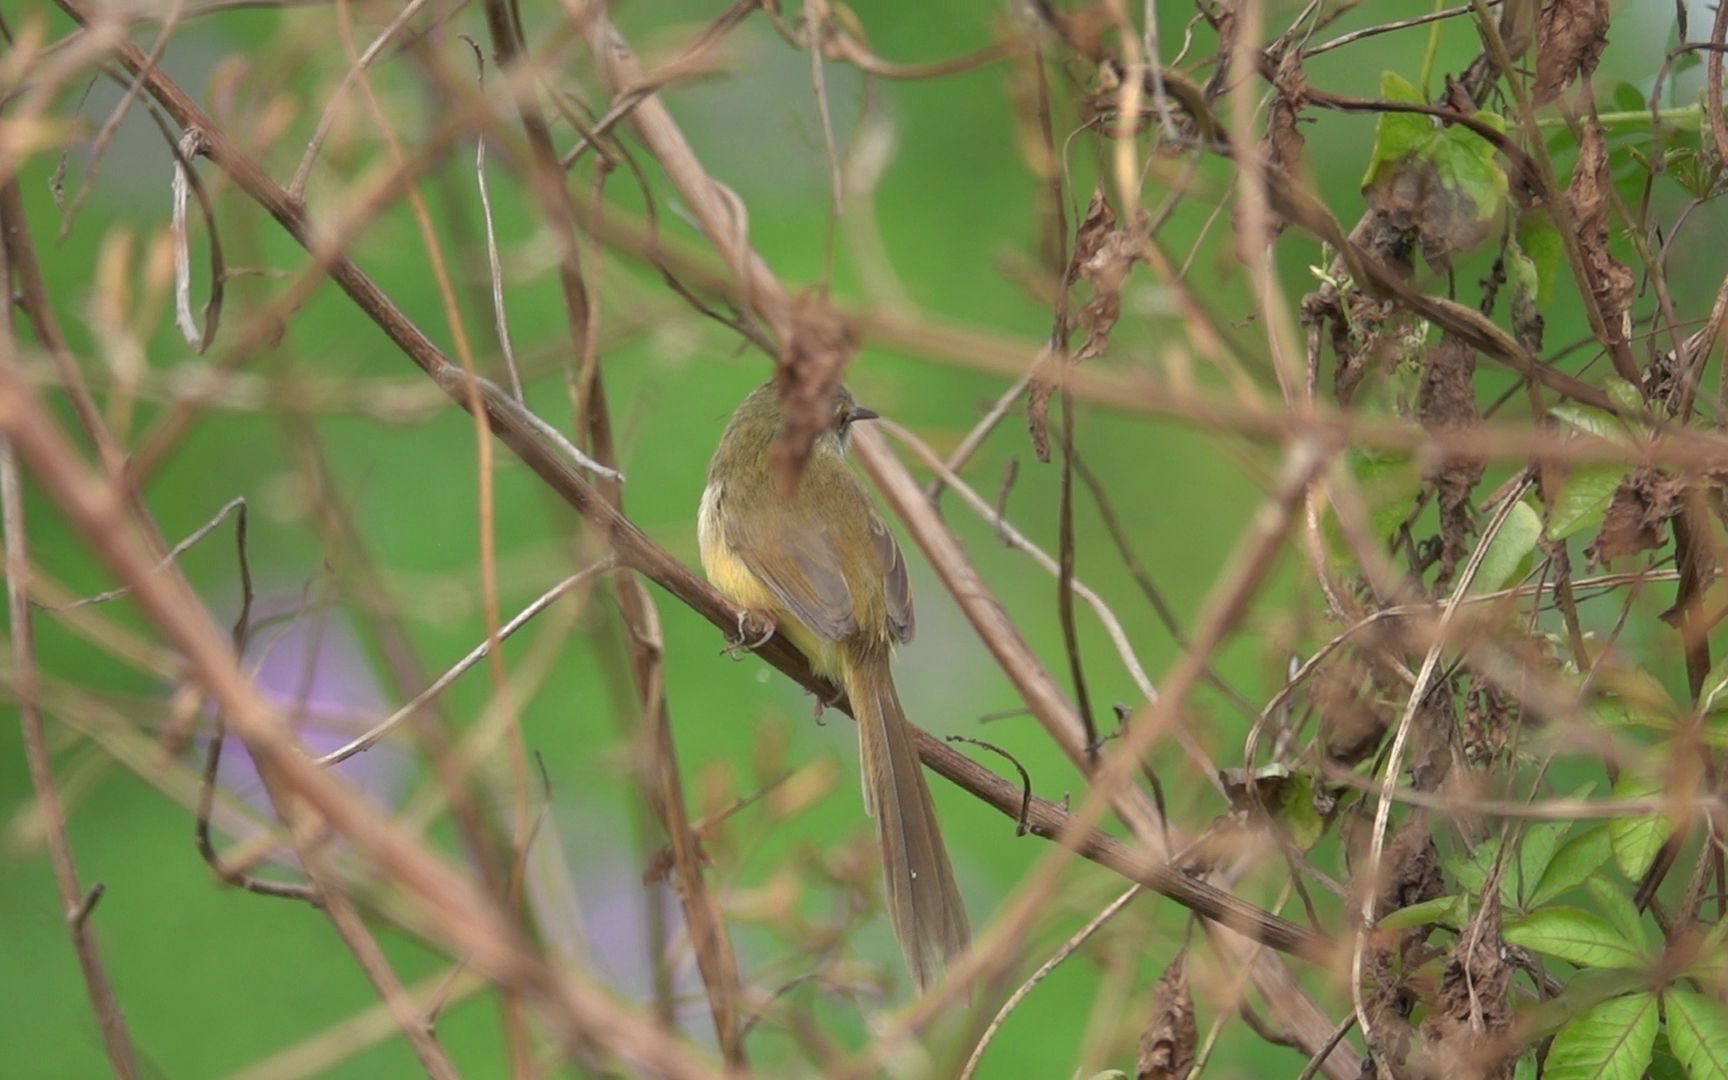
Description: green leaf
1605,376,1647,416
1469,499,1543,595
1363,71,1434,188
1550,403,1632,444
1547,465,1629,541
1591,668,1682,731
1545,471,1623,542
1430,112,1508,232
1361,71,1507,257
1666,988,1728,1078
1504,907,1650,969
1586,876,1652,955
1513,1051,1538,1080
1378,893,1466,931
1544,992,1659,1080
1649,1031,1690,1080
1349,450,1422,541
1513,821,1570,908
1530,825,1613,908
1515,209,1562,308
1611,81,1647,115
1609,775,1674,881
1450,837,1501,896
1219,764,1326,850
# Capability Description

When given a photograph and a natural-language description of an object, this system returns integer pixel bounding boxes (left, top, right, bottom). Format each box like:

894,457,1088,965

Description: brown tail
845,649,971,992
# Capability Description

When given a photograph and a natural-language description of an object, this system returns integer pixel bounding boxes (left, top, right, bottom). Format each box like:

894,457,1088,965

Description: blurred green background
0,0,1704,1076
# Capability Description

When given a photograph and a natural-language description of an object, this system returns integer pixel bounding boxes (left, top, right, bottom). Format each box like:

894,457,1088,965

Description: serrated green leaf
1544,992,1659,1080
1504,907,1650,969
1665,989,1728,1079
1609,775,1674,881
1586,876,1652,955
1470,499,1543,595
1378,893,1467,931
1530,825,1613,908
1548,465,1635,541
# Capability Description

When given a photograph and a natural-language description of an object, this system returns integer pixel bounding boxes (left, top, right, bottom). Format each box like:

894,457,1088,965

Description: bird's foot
722,611,776,659
810,683,845,723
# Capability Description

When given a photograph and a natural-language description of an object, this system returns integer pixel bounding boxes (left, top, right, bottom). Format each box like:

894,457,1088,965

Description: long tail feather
846,651,970,992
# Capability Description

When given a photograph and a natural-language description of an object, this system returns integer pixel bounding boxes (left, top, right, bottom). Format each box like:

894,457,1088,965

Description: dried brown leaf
1586,466,1686,564
1028,189,1141,460
1365,158,1499,269
1409,680,1455,793
1136,950,1197,1080
1027,369,1054,463
1350,819,1443,1078
1415,864,1514,1079
1316,655,1388,767
1379,818,1445,920
1532,0,1610,107
1419,335,1484,586
1498,0,1539,60
1568,121,1634,339
1266,50,1308,195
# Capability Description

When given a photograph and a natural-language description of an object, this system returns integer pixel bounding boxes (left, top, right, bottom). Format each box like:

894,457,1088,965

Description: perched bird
699,380,970,992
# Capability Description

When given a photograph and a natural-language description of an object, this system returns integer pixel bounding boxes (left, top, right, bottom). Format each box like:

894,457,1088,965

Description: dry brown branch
0,329,720,1078
15,1,1719,1074
1,402,139,1078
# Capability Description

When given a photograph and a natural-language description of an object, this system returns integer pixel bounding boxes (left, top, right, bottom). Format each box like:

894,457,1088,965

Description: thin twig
957,884,1142,1080
318,562,613,766
46,497,248,611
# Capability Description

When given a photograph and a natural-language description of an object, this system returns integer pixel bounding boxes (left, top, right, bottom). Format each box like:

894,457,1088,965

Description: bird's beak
849,405,880,423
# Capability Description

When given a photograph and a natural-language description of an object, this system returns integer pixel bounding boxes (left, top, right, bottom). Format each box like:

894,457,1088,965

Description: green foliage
1502,907,1652,970
1363,74,1508,227
1664,989,1728,1078
1528,825,1613,908
1546,466,1630,541
1469,499,1542,594
1350,448,1423,541
1607,775,1674,882
1544,992,1659,1080
1514,209,1563,309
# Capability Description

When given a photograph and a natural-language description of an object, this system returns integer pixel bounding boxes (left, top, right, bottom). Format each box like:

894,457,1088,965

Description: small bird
699,380,970,992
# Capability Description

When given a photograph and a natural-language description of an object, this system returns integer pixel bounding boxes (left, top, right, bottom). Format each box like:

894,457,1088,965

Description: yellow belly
699,480,844,679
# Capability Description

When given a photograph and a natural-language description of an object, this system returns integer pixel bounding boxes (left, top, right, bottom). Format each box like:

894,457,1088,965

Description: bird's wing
870,511,915,644
724,502,858,642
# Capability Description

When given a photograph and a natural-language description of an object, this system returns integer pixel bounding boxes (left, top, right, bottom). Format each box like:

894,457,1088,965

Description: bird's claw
811,684,844,723
722,611,776,658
